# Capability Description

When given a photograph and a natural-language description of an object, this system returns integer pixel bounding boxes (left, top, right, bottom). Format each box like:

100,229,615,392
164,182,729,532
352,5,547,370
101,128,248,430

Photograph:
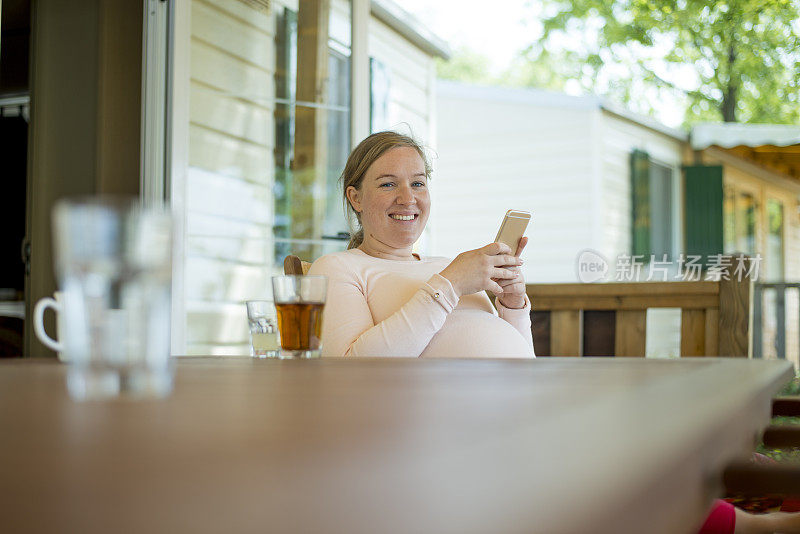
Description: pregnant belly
421,309,533,359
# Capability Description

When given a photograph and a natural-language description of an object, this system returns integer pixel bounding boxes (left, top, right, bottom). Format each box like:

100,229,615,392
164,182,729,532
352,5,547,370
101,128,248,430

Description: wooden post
753,285,763,358
615,310,647,357
718,254,754,357
704,308,719,356
293,0,330,260
680,309,706,356
775,285,786,359
551,310,582,356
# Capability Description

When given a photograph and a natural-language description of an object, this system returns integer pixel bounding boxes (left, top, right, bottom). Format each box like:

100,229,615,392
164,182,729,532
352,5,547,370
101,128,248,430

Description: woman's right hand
439,242,522,297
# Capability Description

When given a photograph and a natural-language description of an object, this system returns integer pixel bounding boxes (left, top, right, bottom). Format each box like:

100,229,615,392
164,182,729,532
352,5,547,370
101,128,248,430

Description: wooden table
0,357,793,534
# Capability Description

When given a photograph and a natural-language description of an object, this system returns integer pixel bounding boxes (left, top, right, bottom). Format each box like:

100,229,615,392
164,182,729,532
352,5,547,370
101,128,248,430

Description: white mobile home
431,80,687,284
433,81,800,363
20,0,449,357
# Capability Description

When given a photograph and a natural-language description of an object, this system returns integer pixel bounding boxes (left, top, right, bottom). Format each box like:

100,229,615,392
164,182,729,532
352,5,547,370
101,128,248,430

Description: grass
756,375,800,462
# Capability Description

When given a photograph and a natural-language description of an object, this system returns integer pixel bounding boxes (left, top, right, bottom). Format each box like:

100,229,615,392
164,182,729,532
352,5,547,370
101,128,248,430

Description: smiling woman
345,145,431,257
307,131,535,359
339,132,432,253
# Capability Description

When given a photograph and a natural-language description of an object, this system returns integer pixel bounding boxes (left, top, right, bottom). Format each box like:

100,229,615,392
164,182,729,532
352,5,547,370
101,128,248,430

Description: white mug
33,291,67,361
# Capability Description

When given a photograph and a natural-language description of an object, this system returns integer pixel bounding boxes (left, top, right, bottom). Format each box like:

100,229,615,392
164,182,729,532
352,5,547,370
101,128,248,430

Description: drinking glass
52,197,173,400
245,300,279,358
270,275,327,359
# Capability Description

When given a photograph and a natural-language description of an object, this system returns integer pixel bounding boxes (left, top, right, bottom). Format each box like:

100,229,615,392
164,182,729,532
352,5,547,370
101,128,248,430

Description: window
630,150,677,260
648,160,674,259
723,186,735,253
722,185,761,256
273,2,353,264
370,57,391,133
766,199,784,281
182,0,352,355
735,191,758,254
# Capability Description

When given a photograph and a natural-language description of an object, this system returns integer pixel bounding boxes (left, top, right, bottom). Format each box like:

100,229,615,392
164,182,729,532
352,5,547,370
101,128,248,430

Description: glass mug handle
33,297,64,352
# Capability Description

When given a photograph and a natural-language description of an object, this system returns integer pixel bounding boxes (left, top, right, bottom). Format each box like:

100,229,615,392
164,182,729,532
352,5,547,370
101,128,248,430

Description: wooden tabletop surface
0,357,793,534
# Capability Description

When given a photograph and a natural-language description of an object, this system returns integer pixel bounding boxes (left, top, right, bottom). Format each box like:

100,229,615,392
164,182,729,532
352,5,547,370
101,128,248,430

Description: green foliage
436,46,580,93
779,375,800,396
530,0,800,125
501,49,578,92
436,47,495,85
757,375,800,462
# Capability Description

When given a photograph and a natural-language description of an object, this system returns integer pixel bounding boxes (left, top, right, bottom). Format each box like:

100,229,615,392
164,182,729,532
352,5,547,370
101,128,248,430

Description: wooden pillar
615,310,647,357
718,254,754,357
551,310,582,356
96,0,144,196
293,0,329,259
680,309,706,356
705,307,719,356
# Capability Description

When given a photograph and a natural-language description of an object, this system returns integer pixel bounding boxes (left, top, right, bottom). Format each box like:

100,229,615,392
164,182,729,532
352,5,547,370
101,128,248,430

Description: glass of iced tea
271,275,327,359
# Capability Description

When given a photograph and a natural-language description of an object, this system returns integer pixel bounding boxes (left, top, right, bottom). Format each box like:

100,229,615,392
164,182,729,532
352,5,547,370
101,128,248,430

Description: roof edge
437,81,690,142
691,122,800,150
371,0,451,60
436,80,601,110
599,100,688,142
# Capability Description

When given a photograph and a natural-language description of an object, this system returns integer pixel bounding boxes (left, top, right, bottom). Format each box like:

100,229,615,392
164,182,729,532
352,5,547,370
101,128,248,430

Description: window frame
631,150,681,263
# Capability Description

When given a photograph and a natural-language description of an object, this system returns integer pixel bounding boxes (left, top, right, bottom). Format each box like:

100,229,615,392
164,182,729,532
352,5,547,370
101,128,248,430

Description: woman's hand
496,237,528,309
439,242,522,298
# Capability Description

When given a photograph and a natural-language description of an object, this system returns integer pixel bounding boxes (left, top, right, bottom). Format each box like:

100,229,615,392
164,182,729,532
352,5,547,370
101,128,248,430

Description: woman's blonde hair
341,131,432,249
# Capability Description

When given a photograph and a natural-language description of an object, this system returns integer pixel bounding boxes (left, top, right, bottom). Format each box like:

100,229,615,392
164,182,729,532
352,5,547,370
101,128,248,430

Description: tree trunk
721,45,738,122
722,86,737,122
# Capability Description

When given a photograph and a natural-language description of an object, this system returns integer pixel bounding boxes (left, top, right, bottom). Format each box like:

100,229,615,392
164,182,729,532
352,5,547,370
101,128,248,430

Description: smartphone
494,209,531,253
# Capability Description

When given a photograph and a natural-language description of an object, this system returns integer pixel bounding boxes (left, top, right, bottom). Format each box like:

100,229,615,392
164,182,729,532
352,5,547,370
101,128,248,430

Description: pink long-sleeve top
308,248,535,358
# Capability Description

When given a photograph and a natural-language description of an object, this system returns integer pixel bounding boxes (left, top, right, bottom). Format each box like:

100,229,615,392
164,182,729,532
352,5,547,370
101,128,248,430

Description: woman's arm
493,237,534,353
495,296,535,354
308,254,458,357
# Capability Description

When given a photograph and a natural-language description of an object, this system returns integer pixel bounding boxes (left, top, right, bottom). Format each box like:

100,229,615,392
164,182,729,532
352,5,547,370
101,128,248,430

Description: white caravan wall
433,82,597,284
599,111,685,262
186,0,278,355
368,16,435,144
367,13,437,250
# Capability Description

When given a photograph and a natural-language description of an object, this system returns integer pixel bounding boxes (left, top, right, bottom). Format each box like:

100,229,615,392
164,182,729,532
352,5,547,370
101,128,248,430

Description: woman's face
347,146,430,252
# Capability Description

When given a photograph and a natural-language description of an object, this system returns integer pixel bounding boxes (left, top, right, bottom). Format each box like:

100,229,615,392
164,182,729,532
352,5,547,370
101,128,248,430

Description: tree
528,0,800,124
437,46,579,93
435,47,495,85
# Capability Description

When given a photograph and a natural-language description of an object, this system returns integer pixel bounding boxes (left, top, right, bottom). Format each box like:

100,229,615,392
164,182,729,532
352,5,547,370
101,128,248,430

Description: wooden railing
754,282,800,360
527,256,754,357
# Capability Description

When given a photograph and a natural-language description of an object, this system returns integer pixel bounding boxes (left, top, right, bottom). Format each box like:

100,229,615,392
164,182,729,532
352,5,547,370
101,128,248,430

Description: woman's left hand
495,237,528,309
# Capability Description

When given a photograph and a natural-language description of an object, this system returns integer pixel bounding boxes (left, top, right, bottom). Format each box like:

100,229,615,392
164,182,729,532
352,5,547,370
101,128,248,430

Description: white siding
186,0,278,355
433,83,596,283
599,112,685,261
368,16,435,145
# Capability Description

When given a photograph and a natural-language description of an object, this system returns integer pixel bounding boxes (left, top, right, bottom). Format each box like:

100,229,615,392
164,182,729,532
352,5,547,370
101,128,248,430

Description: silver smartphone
494,209,531,252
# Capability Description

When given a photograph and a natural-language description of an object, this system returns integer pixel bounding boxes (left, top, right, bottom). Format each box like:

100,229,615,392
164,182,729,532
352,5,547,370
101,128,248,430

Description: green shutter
684,165,723,262
630,150,651,256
